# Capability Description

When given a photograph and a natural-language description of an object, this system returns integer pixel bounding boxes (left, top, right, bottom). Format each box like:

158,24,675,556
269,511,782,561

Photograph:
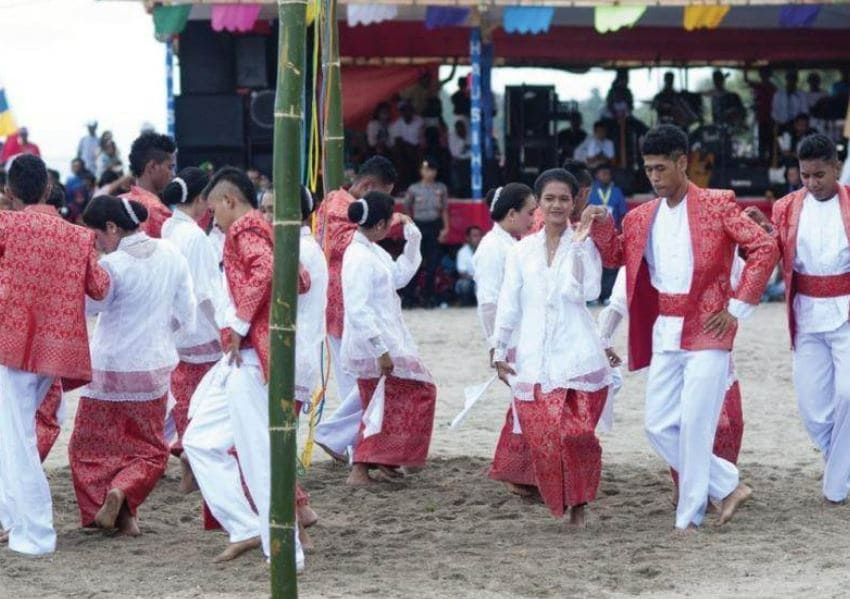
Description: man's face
596,168,613,186
149,154,176,194
467,227,482,250
793,117,809,135
247,169,261,187
207,182,240,231
799,158,840,201
643,153,687,199
350,176,394,198
260,192,274,224
594,126,606,140
71,159,83,175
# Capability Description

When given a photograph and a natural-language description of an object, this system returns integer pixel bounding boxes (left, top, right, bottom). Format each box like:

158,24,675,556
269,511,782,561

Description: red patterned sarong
170,361,215,456
515,385,608,518
354,376,437,468
671,381,744,485
68,395,169,526
36,380,63,462
488,405,536,487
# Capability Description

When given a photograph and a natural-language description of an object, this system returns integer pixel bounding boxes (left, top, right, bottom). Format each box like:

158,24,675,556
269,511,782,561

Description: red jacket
0,205,110,383
771,185,850,347
121,186,172,239
598,182,779,371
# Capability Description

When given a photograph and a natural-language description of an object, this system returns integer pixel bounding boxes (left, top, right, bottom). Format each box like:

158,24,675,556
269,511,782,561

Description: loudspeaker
235,36,269,89
179,21,235,94
248,90,275,144
712,162,770,195
175,95,245,148
505,85,556,139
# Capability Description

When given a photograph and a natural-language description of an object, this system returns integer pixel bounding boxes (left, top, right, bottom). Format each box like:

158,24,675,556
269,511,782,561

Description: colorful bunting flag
211,4,263,33
778,5,821,28
0,82,16,138
152,4,192,37
425,6,471,30
347,4,398,27
683,5,731,31
594,6,647,34
503,6,555,35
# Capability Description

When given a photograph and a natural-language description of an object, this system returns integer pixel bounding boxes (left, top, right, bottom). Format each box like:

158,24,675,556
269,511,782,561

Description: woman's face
539,181,574,228
506,195,537,236
94,222,122,253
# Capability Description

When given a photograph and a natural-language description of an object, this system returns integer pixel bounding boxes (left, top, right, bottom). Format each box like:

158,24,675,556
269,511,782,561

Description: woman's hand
494,361,516,386
605,347,622,368
378,352,395,376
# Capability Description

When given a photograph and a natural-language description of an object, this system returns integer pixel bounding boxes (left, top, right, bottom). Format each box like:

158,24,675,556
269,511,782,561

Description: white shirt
456,244,475,278
341,223,431,383
85,233,196,401
296,227,329,404
366,119,392,148
573,136,615,163
473,223,515,346
162,209,225,363
77,135,99,173
448,130,471,159
771,89,809,124
793,193,850,335
493,229,610,400
389,116,424,146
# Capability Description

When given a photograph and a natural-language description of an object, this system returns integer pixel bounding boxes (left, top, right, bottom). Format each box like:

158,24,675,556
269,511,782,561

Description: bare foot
568,504,588,528
178,453,199,495
378,465,404,479
718,483,752,526
213,536,262,563
503,482,533,498
0,529,8,544
346,464,375,487
316,441,347,464
95,488,125,530
675,524,698,536
298,521,315,553
297,505,318,528
401,466,424,475
117,506,141,537
706,500,718,515
825,497,847,507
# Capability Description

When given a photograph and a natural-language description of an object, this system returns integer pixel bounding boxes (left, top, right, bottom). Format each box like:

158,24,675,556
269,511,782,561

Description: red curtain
341,65,436,129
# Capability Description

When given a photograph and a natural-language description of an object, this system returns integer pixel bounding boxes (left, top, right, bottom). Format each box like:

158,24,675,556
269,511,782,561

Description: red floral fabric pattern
354,376,437,468
169,361,215,456
122,186,172,239
515,385,608,518
315,189,357,339
36,380,63,462
0,208,110,381
68,395,169,526
488,405,537,487
794,271,850,297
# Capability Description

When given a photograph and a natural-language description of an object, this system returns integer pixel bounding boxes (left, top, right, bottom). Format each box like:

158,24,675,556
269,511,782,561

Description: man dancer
0,155,110,554
182,168,306,568
596,125,778,531
122,132,176,238
313,156,399,462
749,134,850,504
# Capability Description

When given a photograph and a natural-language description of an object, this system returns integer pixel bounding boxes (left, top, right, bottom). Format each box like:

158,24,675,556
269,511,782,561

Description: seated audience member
574,121,615,169
454,225,482,306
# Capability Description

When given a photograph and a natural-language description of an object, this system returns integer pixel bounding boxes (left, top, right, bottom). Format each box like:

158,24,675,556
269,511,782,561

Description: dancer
122,132,176,238
0,155,110,555
68,195,195,536
313,156,399,462
493,169,611,526
472,183,538,496
596,124,778,530
182,168,306,568
161,167,224,491
748,134,850,504
342,192,437,486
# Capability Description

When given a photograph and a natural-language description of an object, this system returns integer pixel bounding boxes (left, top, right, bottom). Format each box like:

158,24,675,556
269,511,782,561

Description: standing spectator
451,76,471,119
404,159,449,307
771,70,809,132
745,66,777,163
830,67,850,97
454,225,481,306
574,121,615,168
588,163,627,304
390,100,425,188
449,119,471,197
0,127,40,165
651,72,679,125
401,70,436,116
605,68,634,118
805,72,828,133
77,121,99,174
366,102,393,154
778,113,817,162
65,158,86,201
96,133,122,177
707,70,745,128
557,112,587,165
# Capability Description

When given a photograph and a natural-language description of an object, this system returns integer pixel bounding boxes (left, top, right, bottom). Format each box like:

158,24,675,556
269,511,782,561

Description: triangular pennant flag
778,5,821,28
683,6,731,31
594,6,647,34
153,4,192,37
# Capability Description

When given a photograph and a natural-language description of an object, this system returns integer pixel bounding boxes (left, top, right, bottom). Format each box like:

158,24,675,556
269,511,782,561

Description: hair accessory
174,177,188,203
304,187,314,212
489,187,504,214
357,198,369,225
121,197,140,225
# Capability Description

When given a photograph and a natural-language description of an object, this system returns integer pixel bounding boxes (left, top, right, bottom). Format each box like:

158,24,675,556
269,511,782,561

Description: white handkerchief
362,376,387,438
450,374,499,430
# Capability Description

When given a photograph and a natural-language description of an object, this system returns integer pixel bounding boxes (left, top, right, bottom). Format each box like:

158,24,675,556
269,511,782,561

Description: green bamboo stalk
321,0,344,194
269,0,307,596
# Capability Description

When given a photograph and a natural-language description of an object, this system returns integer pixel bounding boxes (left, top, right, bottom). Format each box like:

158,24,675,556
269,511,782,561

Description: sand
3,303,850,598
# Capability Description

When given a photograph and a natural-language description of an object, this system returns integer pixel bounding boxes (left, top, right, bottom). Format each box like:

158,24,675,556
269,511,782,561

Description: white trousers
183,351,303,567
313,335,362,457
793,322,850,502
644,350,739,529
0,366,56,555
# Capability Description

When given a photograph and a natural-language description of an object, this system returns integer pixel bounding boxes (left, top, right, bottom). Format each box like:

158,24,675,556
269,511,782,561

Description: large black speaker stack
504,85,558,187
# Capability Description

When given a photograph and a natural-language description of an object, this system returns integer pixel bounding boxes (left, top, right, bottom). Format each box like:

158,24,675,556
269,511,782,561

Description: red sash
794,271,850,298
658,293,690,317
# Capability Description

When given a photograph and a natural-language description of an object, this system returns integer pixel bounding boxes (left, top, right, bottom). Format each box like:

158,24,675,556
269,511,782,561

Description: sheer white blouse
296,227,329,404
473,223,516,348
493,228,610,400
341,223,432,383
85,232,196,401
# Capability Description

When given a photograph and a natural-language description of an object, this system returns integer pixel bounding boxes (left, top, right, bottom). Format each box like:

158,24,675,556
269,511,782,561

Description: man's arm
233,228,273,326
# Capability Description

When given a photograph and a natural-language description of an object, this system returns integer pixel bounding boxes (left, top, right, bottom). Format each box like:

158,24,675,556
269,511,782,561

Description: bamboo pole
321,0,344,195
269,0,307,596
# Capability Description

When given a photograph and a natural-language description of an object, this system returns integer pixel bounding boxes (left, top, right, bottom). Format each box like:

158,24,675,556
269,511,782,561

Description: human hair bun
347,200,365,224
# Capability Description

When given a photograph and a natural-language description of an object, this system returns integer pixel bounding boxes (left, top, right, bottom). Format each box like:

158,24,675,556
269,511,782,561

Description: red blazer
122,186,172,239
598,182,778,371
222,210,310,381
0,205,110,383
771,185,850,347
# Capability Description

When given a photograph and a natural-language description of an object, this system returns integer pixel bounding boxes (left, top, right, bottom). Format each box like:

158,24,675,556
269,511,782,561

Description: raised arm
390,219,423,289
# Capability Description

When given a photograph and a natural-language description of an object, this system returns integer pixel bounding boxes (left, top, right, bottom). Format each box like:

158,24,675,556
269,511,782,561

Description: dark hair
162,167,210,205
641,125,689,158
486,182,534,222
356,156,398,188
7,154,48,205
534,168,579,199
562,159,593,188
128,132,177,177
98,169,121,188
592,120,607,131
205,166,258,209
301,185,316,221
347,190,395,228
797,134,837,162
46,183,67,213
372,102,391,119
83,195,148,231
465,225,482,236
